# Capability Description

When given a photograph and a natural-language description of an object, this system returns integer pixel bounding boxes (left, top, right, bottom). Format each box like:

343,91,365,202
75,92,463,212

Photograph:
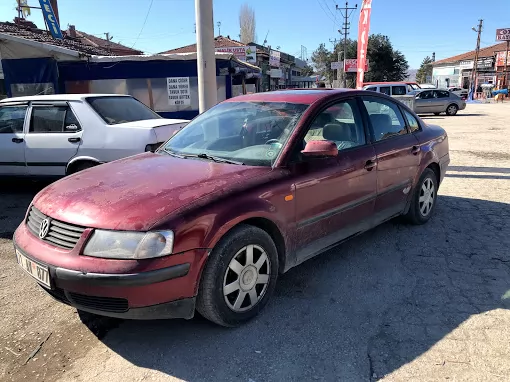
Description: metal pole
195,0,217,113
470,19,483,100
336,2,357,88
504,40,509,88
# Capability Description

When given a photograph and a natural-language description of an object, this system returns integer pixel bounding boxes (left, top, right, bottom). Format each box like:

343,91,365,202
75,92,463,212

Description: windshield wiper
184,153,244,165
161,148,186,158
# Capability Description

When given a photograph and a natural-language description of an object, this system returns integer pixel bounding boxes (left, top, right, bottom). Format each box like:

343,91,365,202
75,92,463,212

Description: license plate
15,250,51,288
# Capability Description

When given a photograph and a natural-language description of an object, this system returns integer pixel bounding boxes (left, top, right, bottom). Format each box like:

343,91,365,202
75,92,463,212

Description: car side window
379,86,390,95
366,87,377,92
64,108,82,132
403,110,420,133
362,97,408,142
420,91,434,99
30,106,67,133
435,90,450,98
0,105,27,134
304,99,366,151
392,86,407,96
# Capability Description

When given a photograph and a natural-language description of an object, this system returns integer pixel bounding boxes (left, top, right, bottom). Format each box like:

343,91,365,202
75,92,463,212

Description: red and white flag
356,0,372,89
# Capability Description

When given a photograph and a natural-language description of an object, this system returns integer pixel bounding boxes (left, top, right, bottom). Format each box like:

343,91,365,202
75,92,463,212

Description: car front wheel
404,168,438,225
196,225,279,327
446,104,458,116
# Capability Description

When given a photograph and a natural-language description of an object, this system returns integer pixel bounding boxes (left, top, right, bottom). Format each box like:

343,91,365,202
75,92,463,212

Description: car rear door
433,90,451,112
0,103,28,175
360,95,420,220
414,90,433,114
24,102,83,176
291,97,377,264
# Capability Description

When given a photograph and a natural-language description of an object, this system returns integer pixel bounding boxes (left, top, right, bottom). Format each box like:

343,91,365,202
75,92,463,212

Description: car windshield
86,96,162,125
162,101,309,167
410,84,421,90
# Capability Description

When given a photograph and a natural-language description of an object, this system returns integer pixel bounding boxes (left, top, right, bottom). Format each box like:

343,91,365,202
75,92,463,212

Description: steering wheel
265,139,281,146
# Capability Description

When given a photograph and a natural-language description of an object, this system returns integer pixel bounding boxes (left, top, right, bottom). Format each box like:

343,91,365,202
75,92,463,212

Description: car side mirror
301,140,338,157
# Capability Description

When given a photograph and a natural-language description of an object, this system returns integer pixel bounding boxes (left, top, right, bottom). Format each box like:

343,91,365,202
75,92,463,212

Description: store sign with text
476,57,495,69
270,50,281,67
215,46,257,64
39,0,62,39
167,77,191,106
496,51,510,66
344,59,369,72
496,28,510,41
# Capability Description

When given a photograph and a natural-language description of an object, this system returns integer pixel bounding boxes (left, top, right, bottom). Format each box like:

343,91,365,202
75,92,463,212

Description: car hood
33,153,273,231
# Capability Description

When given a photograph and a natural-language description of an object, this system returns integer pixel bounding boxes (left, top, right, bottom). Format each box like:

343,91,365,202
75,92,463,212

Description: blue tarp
1,57,59,97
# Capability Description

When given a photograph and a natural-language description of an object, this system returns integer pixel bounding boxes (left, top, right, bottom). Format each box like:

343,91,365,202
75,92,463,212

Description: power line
316,0,336,23
130,0,154,49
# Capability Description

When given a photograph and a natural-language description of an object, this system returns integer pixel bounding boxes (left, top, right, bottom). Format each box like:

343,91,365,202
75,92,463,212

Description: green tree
301,63,315,77
415,56,434,84
311,34,409,88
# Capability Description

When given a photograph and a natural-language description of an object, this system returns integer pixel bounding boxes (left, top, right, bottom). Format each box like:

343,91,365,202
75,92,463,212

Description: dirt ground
1,103,509,382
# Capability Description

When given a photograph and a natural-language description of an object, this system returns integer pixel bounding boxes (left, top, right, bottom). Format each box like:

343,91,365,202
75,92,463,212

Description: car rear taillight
145,142,164,152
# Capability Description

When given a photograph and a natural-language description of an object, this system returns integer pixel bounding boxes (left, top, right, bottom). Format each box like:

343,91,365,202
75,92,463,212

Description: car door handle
68,137,81,143
12,138,24,143
411,146,421,155
364,160,377,171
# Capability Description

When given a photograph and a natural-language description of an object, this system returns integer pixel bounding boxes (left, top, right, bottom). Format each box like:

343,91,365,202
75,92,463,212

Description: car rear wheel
446,104,458,116
196,225,278,327
404,168,438,225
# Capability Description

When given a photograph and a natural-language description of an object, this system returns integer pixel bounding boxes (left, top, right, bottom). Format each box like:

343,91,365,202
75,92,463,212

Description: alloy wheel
419,178,435,216
223,244,271,312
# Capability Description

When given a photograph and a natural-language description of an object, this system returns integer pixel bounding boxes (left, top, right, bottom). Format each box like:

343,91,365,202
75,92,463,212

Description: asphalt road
1,103,509,382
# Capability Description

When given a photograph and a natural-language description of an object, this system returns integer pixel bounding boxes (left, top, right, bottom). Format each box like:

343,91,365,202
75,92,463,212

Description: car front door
414,90,433,114
291,98,377,265
360,95,420,220
0,103,28,175
24,102,83,176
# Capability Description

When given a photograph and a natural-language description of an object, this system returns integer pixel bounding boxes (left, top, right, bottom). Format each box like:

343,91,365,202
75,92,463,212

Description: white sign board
167,77,191,106
215,46,257,64
331,61,342,70
496,28,510,41
270,50,281,67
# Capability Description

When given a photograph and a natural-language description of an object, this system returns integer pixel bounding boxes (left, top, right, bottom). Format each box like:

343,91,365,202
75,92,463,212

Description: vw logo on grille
39,219,50,239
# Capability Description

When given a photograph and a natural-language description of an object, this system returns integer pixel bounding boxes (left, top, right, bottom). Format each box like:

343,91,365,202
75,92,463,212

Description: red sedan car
13,89,449,327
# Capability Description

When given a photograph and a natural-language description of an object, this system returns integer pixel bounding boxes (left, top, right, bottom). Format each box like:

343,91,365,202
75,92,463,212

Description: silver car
410,89,466,116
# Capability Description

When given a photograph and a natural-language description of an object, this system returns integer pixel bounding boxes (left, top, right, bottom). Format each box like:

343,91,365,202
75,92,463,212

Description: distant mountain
406,69,418,82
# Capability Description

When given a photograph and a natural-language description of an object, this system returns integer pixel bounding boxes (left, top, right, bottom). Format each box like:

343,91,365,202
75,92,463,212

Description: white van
363,82,419,96
0,94,188,176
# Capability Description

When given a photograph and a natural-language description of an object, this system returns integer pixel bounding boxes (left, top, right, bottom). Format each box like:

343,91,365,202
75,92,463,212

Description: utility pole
504,40,509,88
104,32,113,53
336,1,357,88
329,38,342,83
470,19,483,100
195,0,217,113
217,21,221,36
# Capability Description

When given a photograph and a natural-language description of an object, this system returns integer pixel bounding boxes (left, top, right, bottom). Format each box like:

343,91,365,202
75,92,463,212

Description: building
432,42,509,89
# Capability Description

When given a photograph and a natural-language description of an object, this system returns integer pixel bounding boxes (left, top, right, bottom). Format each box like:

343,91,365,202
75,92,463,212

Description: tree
311,34,409,88
301,63,315,77
239,4,256,44
415,56,434,84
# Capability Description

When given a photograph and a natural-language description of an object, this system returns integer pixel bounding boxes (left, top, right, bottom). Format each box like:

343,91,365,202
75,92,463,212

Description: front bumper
13,223,210,320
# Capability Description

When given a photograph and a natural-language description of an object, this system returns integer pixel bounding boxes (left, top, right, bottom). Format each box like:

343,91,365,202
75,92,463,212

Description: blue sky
2,0,509,68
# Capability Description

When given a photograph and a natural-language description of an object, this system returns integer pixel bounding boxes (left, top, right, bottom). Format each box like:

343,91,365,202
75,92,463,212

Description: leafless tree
239,3,256,44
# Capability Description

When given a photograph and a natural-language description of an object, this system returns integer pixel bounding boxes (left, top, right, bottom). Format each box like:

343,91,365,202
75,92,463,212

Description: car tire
196,224,279,327
404,168,438,225
446,104,458,116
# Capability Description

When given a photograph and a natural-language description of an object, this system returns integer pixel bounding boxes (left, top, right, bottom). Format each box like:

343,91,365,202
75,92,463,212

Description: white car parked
0,94,188,176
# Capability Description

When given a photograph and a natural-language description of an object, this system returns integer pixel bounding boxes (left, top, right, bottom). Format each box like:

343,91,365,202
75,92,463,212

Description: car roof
225,89,353,104
0,94,132,103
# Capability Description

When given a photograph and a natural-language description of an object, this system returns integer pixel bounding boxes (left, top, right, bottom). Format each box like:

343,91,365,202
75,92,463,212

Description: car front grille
68,292,129,313
26,206,86,249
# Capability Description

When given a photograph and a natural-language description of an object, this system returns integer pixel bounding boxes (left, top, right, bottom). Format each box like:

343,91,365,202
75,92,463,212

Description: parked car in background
0,94,188,176
410,89,466,116
448,87,468,100
14,89,450,327
363,82,419,96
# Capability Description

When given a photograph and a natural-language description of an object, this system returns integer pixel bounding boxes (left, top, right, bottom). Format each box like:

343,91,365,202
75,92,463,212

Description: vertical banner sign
39,0,63,39
356,0,372,89
167,77,191,106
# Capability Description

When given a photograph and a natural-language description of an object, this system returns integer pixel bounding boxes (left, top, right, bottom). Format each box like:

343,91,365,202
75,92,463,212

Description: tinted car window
0,105,27,134
366,87,377,92
404,110,420,133
392,86,407,96
305,99,366,151
435,90,450,98
379,86,391,95
30,106,66,133
419,91,434,99
87,96,161,125
362,97,408,141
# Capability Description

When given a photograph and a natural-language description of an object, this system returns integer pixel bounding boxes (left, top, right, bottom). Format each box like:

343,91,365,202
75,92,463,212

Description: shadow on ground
82,195,510,381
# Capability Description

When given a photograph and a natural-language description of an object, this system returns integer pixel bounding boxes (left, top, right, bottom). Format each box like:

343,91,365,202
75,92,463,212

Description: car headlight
83,230,174,259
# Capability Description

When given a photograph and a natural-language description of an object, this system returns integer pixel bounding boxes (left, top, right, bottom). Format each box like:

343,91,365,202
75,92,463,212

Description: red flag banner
356,0,372,89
